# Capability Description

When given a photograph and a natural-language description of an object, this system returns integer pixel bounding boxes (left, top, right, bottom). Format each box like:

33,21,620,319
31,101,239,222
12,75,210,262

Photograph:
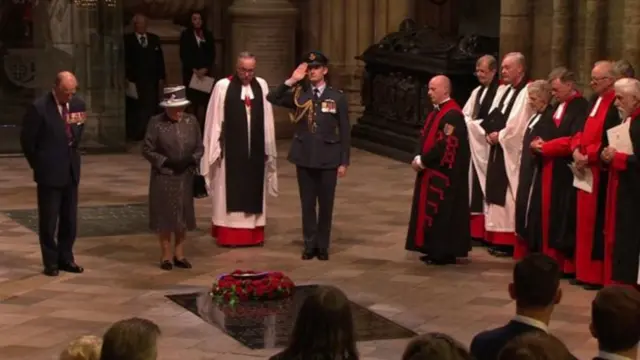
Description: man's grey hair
503,52,526,69
613,59,635,79
614,77,640,100
593,60,616,77
237,51,256,61
528,80,552,102
477,55,497,71
547,66,577,84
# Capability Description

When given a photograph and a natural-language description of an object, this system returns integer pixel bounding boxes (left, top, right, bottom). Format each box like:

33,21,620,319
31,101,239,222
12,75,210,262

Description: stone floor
0,144,599,360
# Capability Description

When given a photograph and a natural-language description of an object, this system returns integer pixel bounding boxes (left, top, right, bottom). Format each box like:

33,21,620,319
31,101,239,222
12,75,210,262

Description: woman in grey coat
142,85,204,270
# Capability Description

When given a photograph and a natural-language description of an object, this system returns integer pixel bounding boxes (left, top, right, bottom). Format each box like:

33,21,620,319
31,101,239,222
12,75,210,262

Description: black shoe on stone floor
569,278,584,286
317,250,329,261
59,262,84,273
582,283,603,291
43,267,59,277
301,249,316,260
173,257,192,269
160,260,173,271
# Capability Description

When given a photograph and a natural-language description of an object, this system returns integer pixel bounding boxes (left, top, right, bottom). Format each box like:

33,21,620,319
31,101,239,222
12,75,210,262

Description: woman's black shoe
173,257,192,269
160,260,173,271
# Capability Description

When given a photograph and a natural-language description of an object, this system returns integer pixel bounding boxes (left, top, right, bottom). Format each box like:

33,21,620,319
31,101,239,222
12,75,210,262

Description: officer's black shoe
317,250,329,261
301,249,316,260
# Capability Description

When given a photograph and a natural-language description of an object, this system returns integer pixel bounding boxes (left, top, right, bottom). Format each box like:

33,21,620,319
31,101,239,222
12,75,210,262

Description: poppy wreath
211,270,295,305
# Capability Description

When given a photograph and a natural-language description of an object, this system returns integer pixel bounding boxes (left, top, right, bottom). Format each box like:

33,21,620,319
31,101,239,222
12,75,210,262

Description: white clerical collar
512,315,548,333
597,351,634,360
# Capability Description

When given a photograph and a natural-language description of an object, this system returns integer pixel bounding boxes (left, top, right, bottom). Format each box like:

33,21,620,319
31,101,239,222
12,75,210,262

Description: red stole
571,90,616,160
414,100,462,247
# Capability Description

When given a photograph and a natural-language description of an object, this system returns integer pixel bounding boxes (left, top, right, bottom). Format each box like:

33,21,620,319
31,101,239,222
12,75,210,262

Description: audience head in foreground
510,253,562,319
497,332,574,360
271,285,358,360
402,333,472,360
59,335,102,360
590,285,640,359
99,317,161,360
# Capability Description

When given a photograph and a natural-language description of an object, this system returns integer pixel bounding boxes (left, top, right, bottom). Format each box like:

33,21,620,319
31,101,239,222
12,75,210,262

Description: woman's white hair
528,80,552,102
614,78,640,100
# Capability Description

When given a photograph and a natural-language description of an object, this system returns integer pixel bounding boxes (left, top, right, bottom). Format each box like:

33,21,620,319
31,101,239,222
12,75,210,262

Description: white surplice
466,83,533,232
200,77,278,229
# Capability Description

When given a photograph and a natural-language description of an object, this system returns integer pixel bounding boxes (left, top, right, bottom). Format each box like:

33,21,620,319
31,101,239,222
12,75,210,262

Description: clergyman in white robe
467,79,533,253
200,76,278,246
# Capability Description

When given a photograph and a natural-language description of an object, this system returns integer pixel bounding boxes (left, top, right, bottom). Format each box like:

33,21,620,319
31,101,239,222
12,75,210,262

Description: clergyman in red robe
567,60,620,290
405,75,471,265
531,67,589,277
601,77,640,287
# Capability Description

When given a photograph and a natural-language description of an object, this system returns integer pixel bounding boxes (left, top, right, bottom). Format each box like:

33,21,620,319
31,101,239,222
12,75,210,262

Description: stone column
228,0,298,139
386,0,411,33
320,1,332,53
306,0,322,51
550,0,571,68
374,0,387,42
622,0,640,70
499,0,532,60
357,0,374,56
329,0,346,85
580,0,604,93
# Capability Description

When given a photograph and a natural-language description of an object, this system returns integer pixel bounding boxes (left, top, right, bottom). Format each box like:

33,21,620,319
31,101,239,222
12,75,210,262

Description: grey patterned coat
142,112,204,232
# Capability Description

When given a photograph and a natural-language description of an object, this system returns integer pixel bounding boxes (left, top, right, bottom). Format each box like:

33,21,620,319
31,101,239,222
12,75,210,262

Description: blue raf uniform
267,51,351,260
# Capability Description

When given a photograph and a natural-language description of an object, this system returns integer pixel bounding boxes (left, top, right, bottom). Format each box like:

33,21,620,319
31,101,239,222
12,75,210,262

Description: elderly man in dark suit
20,71,86,276
470,254,563,360
124,13,166,141
267,51,351,261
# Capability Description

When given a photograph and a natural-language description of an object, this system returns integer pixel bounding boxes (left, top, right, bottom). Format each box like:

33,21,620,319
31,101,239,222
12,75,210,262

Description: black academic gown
405,101,471,259
515,107,553,251
610,110,640,284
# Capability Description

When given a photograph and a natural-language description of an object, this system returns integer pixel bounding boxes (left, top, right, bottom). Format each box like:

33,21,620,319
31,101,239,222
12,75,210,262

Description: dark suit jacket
267,83,351,169
20,93,86,187
470,320,544,360
179,28,215,85
123,32,166,85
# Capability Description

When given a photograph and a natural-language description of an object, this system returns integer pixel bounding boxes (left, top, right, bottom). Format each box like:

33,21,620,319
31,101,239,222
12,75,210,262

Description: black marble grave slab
2,203,149,238
166,285,417,349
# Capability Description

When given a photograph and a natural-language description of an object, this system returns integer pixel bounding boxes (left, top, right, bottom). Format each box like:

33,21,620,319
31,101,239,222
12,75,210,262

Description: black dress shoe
160,260,173,271
424,256,456,266
43,267,59,277
173,257,192,269
569,278,584,286
301,249,316,260
59,262,84,273
582,283,603,291
317,250,329,261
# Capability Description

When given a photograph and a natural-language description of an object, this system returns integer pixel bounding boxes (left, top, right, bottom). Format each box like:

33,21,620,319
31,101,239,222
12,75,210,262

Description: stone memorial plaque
166,285,416,350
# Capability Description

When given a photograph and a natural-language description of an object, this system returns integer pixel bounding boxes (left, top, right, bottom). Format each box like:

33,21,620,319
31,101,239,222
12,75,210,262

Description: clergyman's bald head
428,75,452,104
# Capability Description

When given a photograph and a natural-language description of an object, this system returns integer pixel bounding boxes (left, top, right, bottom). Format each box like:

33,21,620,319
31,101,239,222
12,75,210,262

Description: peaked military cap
304,51,329,67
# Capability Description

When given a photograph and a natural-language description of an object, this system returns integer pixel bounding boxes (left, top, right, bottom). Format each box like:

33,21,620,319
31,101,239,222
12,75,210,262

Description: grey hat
159,85,191,108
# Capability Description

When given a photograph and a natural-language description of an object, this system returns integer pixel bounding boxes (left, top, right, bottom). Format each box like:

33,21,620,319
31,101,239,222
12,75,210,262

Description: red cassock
603,107,640,287
537,93,589,274
565,90,617,286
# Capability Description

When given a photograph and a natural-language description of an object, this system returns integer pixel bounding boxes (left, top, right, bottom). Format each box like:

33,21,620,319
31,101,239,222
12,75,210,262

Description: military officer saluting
267,51,351,261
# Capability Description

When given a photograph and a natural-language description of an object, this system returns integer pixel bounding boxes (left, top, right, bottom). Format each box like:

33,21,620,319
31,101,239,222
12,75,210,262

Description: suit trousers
129,81,159,141
296,166,338,250
37,183,78,267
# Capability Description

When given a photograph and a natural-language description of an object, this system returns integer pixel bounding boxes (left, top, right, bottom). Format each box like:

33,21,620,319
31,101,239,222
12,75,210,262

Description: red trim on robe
513,236,529,260
470,214,486,239
572,90,615,285
485,231,518,246
211,224,264,246
541,136,572,157
602,109,640,285
227,75,234,80
414,100,462,247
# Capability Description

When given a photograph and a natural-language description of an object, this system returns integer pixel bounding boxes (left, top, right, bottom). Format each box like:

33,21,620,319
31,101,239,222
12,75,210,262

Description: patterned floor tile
0,143,602,359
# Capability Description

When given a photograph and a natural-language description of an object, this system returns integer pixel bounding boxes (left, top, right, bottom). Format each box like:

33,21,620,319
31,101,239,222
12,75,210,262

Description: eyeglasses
237,68,255,74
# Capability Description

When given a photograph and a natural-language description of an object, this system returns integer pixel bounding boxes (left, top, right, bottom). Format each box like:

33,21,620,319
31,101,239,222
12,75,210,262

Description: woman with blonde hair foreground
59,335,102,360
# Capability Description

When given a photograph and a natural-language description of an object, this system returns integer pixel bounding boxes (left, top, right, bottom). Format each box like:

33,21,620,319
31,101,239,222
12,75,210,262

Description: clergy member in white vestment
466,52,534,258
200,51,278,247
461,55,503,243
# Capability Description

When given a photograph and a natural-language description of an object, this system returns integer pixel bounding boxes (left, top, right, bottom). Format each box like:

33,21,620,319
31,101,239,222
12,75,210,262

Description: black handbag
193,170,208,199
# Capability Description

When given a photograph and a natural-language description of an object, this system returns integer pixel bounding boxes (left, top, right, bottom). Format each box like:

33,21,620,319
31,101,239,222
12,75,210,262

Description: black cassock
515,108,553,251
405,101,471,259
609,110,640,284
